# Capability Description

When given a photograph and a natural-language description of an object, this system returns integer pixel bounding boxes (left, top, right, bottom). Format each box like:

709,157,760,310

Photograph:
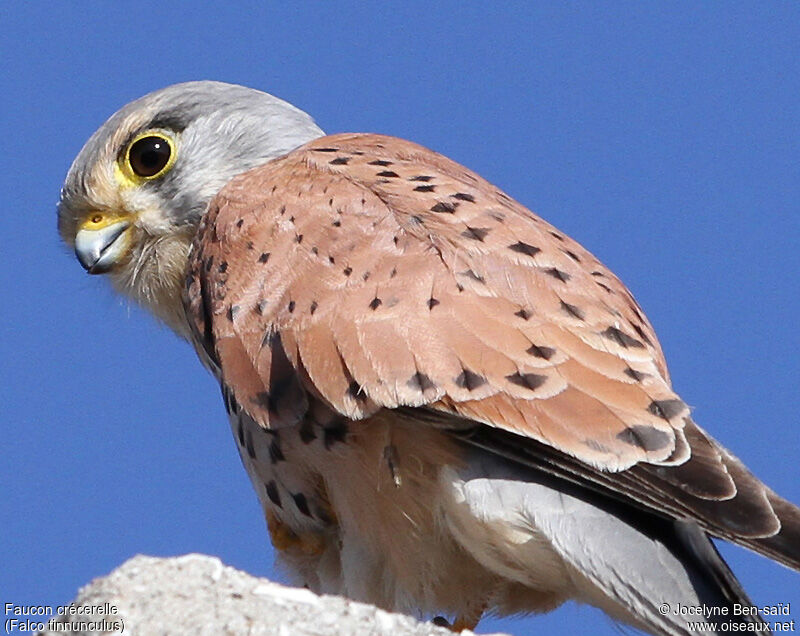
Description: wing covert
184,133,690,472
181,131,798,571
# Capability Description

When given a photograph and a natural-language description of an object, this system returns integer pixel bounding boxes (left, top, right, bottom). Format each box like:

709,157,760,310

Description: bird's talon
431,614,479,633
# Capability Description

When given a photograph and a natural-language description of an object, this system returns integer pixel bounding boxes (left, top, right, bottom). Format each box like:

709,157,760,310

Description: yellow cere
78,211,131,232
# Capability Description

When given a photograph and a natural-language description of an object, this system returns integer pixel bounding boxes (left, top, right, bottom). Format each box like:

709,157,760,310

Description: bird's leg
265,510,324,556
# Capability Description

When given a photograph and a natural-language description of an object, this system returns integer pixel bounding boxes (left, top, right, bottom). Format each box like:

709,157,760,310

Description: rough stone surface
40,554,508,636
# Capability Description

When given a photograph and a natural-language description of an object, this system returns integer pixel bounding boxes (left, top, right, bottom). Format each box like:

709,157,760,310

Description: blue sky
2,3,798,635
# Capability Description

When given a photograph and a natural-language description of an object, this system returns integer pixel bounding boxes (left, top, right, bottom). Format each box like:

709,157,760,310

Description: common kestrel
58,82,799,635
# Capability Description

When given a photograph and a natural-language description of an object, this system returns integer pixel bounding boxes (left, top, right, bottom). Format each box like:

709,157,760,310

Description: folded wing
183,133,800,570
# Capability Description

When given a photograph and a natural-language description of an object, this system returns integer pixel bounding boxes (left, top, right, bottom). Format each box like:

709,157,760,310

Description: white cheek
122,188,174,233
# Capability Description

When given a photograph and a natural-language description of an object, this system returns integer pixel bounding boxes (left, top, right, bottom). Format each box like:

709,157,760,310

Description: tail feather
436,410,800,574
711,447,800,571
673,521,756,614
452,445,771,635
743,491,800,571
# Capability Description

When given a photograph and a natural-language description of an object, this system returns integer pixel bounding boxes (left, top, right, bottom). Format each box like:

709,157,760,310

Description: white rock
39,554,509,636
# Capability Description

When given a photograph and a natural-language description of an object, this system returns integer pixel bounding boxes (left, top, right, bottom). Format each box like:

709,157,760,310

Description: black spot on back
329,156,350,165
616,425,672,452
453,192,476,202
460,269,485,284
505,372,547,391
414,184,435,192
410,175,434,182
527,344,556,360
632,323,654,347
508,241,541,257
427,297,440,309
648,399,686,420
259,252,270,263
369,297,382,310
368,159,393,166
461,226,490,241
624,367,648,382
601,326,644,349
543,267,571,282
431,201,457,214
515,308,532,320
376,170,399,177
408,372,437,392
560,301,585,320
455,369,487,391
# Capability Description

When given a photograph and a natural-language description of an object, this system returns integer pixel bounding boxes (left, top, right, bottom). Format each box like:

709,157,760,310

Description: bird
58,81,799,636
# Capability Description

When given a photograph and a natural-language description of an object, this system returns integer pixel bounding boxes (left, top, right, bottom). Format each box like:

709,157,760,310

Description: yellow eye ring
120,130,177,182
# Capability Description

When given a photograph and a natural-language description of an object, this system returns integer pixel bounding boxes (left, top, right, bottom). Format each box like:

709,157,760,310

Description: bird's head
57,81,324,333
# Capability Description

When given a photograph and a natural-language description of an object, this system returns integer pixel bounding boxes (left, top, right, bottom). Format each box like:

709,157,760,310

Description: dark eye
128,135,173,178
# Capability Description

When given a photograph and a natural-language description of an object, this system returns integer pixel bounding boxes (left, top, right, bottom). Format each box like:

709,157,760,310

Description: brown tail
739,489,800,571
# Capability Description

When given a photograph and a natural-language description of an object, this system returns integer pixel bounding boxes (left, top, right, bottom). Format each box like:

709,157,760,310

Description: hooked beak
74,219,131,274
